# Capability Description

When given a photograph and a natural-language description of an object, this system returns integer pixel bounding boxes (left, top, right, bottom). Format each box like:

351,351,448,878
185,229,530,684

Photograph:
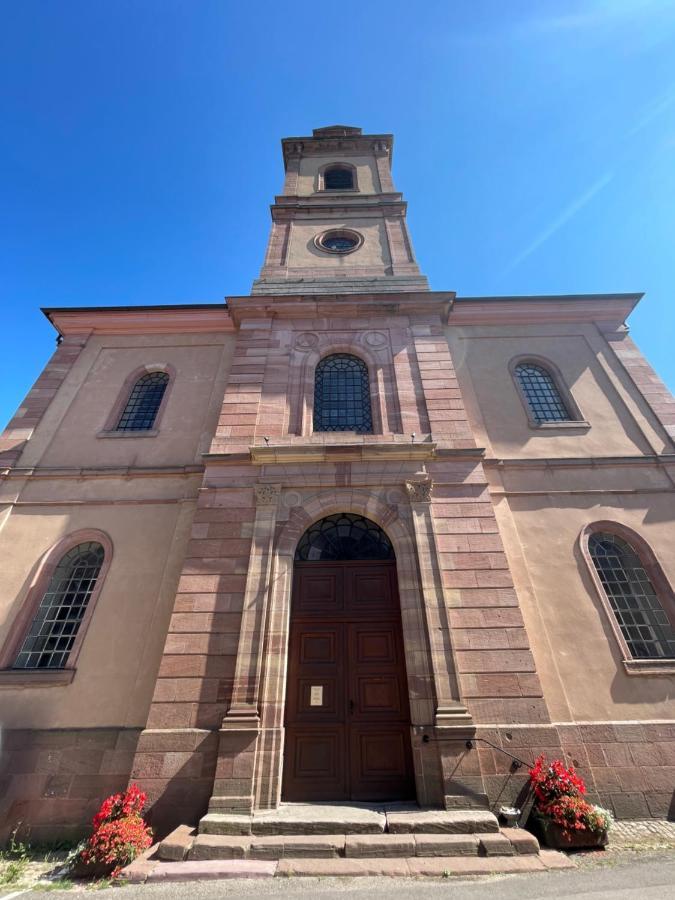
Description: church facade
1,125,674,841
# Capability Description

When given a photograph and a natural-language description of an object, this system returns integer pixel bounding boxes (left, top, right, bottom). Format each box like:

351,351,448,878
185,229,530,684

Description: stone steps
158,825,539,862
199,805,500,836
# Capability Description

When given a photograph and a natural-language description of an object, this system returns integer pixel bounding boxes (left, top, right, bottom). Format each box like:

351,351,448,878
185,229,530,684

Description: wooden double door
282,560,414,802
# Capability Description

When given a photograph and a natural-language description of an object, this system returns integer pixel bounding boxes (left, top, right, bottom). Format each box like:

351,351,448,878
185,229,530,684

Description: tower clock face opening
315,229,363,254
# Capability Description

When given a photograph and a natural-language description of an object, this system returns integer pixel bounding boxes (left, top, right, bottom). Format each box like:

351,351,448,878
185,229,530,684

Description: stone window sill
97,430,158,439
623,658,675,676
0,668,75,687
529,420,591,431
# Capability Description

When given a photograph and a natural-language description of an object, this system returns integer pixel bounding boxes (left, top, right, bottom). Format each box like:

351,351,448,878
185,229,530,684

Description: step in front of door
178,830,538,861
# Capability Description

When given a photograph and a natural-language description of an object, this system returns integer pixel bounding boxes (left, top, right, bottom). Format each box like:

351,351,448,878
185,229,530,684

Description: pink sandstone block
147,859,277,881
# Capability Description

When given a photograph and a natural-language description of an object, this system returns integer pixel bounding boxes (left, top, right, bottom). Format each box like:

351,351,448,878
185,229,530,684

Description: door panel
283,560,413,802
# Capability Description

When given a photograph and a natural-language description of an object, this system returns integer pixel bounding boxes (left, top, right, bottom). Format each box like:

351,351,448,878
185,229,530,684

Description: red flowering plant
75,784,153,878
528,755,612,836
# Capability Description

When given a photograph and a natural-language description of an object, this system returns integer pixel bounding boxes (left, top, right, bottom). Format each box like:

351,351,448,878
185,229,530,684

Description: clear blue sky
2,0,675,429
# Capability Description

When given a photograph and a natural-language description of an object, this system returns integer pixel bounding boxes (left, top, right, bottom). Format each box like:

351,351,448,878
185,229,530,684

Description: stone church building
1,125,674,842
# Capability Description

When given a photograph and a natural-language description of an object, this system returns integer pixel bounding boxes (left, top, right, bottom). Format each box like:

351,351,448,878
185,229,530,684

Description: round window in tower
314,229,363,255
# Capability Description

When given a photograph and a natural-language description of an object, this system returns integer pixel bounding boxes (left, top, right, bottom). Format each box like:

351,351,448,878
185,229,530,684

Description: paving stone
188,834,251,860
501,827,540,855
386,809,499,834
538,849,577,869
414,834,479,856
251,803,385,835
407,856,546,876
199,813,252,835
345,834,415,857
250,835,345,858
158,824,196,861
479,832,515,856
147,860,277,881
276,858,412,877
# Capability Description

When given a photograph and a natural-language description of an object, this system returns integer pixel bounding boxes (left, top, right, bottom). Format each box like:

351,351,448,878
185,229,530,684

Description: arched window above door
295,514,394,561
313,354,373,434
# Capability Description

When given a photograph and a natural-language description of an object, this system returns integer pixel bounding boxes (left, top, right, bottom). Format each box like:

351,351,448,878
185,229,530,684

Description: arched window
323,165,354,190
514,362,571,423
295,513,394,561
313,354,372,433
588,532,675,660
116,371,169,431
13,542,106,669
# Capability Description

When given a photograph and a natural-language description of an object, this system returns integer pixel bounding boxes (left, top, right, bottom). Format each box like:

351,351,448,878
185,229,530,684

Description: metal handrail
465,737,533,771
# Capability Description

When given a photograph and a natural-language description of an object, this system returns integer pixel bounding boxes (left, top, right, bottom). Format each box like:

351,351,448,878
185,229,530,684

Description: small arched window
588,532,675,660
116,371,169,431
13,542,106,669
313,354,372,433
514,362,571,423
323,166,354,190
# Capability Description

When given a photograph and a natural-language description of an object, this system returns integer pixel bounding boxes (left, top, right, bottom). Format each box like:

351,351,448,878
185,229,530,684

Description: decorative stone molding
254,484,281,507
405,479,433,504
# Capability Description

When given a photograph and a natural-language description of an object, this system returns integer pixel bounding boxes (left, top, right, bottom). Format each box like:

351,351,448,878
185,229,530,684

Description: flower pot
534,816,608,850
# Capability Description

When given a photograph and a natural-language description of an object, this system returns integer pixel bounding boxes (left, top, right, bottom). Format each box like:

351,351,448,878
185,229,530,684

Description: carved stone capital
405,479,433,504
254,484,281,507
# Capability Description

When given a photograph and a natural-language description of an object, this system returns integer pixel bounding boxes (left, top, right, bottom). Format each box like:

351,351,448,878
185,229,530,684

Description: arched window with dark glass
295,513,394,561
13,542,105,669
588,532,675,660
116,371,169,431
313,354,373,433
515,362,571,423
323,166,354,190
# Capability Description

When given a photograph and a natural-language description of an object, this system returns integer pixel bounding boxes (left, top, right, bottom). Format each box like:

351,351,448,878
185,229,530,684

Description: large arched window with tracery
313,354,373,433
13,542,106,669
116,371,169,431
588,532,675,660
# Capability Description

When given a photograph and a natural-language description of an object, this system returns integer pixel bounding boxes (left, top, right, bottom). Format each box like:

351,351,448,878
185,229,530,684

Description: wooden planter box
534,815,608,850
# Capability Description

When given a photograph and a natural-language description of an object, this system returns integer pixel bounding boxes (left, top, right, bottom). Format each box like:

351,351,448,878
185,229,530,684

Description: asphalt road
5,852,675,900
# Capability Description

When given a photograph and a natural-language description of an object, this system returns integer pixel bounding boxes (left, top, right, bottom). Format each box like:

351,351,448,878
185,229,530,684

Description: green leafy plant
0,829,30,885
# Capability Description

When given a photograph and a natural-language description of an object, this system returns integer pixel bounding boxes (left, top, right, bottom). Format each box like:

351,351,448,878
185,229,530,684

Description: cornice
43,305,235,337
282,134,393,168
271,197,407,222
449,293,642,328
248,442,437,465
226,291,455,324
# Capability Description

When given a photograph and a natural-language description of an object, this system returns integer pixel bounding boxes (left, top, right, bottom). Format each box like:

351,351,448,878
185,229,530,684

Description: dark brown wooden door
283,560,414,802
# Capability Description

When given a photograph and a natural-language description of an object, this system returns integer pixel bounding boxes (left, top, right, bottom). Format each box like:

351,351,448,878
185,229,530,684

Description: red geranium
78,784,152,877
528,755,610,835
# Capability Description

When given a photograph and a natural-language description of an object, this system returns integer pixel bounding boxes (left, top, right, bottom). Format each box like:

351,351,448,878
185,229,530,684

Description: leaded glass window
515,363,571,423
13,542,105,669
295,513,394,561
589,533,675,660
324,166,354,190
313,354,372,433
116,372,169,431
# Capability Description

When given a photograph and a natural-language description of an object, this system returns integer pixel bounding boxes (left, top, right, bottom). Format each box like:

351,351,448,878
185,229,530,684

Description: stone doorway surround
208,478,478,816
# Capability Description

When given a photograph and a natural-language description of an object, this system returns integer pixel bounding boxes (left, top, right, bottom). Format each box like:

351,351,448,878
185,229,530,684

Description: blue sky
2,0,675,428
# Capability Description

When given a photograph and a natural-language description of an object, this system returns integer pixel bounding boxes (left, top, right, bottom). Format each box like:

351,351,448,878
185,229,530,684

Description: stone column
208,483,281,813
406,479,483,809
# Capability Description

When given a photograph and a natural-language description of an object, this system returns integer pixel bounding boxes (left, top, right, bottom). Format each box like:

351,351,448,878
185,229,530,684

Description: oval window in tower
314,228,363,254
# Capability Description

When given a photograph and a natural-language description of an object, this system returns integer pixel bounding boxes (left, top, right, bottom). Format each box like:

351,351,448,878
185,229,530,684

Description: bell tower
252,125,429,295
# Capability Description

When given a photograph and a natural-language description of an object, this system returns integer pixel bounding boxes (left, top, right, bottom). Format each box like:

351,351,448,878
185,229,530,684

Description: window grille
116,371,169,431
589,533,675,659
515,363,571,423
324,167,354,190
13,542,105,669
295,513,394,561
313,354,372,433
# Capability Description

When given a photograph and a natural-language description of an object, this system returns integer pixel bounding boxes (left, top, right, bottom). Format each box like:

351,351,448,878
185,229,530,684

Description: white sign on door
310,685,323,706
